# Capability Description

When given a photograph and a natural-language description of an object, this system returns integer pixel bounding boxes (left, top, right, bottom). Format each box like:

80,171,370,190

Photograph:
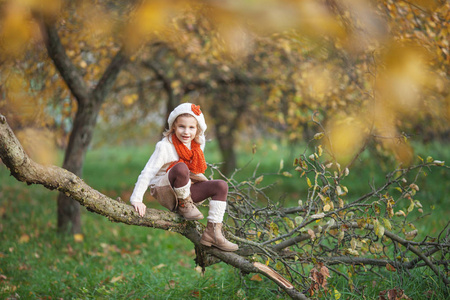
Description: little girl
130,103,238,252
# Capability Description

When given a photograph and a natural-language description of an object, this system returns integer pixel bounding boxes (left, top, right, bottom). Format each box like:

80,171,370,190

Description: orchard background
1,0,449,299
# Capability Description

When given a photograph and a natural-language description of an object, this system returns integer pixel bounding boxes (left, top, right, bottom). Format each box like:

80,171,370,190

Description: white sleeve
130,141,169,205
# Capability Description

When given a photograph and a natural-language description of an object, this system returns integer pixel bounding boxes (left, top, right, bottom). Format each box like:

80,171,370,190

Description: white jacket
129,136,205,205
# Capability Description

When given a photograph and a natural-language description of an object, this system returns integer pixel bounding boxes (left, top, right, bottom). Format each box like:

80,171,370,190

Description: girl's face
174,115,198,145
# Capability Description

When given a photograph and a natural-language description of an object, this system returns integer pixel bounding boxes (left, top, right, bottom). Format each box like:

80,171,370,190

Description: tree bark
209,92,249,176
56,101,102,233
215,124,237,175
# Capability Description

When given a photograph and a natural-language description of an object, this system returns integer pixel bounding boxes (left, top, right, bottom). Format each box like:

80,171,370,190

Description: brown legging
168,162,227,203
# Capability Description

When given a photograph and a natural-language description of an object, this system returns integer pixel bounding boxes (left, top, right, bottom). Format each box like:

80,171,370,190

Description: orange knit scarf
167,135,207,174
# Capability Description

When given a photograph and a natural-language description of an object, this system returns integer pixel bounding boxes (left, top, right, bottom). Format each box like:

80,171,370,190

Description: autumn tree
0,0,137,234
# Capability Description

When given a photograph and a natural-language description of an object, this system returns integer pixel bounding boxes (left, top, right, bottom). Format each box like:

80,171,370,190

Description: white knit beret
168,103,207,145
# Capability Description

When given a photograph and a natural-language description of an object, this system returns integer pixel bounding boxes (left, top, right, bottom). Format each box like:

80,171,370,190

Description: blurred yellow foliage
124,0,181,53
303,67,335,101
0,0,447,167
0,3,35,57
16,128,58,165
16,0,61,16
327,117,368,165
378,43,430,114
122,94,138,107
0,0,61,58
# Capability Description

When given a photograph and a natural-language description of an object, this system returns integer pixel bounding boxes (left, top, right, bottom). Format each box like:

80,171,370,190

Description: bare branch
38,19,90,104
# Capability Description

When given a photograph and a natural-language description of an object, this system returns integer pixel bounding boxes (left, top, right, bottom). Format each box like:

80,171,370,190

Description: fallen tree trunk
0,114,309,300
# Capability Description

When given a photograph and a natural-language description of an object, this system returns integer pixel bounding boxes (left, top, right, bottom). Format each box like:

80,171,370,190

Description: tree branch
93,48,129,102
39,19,90,104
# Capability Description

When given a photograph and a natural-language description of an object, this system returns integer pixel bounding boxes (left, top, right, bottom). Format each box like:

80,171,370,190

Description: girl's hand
132,202,147,217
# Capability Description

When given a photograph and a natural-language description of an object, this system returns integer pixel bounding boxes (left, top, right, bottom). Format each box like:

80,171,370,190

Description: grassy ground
0,139,449,299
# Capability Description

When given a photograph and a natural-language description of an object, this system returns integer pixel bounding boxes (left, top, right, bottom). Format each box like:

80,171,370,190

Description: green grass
330,268,449,300
0,171,285,299
1,139,449,299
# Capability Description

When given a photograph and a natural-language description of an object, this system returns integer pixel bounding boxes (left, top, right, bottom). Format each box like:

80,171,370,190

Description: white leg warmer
207,200,227,223
173,180,191,199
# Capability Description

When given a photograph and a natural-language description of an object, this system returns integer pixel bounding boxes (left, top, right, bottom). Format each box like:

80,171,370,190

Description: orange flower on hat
191,104,202,116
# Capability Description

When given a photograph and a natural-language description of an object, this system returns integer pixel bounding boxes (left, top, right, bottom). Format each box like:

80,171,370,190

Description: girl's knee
172,162,190,176
169,163,190,186
215,180,228,200
216,180,228,193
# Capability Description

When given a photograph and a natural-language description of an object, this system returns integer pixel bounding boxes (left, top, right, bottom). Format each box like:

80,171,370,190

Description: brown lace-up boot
200,222,238,251
177,196,204,220
174,180,203,220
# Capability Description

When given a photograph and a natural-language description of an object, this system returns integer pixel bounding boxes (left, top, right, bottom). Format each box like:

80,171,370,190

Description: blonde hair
164,113,202,143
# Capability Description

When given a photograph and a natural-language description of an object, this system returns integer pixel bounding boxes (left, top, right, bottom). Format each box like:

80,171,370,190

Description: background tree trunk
209,89,249,176
215,123,237,176
57,101,102,233
40,19,128,234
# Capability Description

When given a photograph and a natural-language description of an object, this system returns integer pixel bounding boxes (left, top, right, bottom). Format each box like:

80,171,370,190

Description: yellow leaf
334,288,341,299
395,210,406,217
373,219,384,239
110,275,124,283
311,213,325,219
318,145,323,156
279,159,284,171
350,238,357,251
270,222,279,236
255,175,264,185
336,186,345,196
19,234,30,244
250,274,263,282
306,177,312,188
284,217,295,229
370,243,383,253
338,230,345,244
171,80,181,89
386,263,396,272
123,94,138,106
405,229,418,240
323,204,331,212
314,132,324,140
347,248,359,256
74,234,84,243
382,218,392,231
409,184,419,191
153,263,166,270
339,198,344,208
344,168,349,176
433,160,445,166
